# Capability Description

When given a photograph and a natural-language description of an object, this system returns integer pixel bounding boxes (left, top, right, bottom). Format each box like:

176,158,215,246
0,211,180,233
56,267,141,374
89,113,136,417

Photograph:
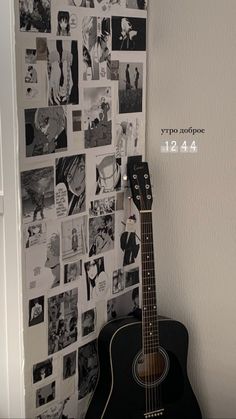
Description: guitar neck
140,211,159,354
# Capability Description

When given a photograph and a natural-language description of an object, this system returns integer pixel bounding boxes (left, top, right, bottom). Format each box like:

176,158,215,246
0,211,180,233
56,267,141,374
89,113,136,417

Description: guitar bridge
144,409,164,418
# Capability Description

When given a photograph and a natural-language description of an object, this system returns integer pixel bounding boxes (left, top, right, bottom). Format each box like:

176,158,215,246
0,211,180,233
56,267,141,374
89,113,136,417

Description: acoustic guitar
85,160,202,419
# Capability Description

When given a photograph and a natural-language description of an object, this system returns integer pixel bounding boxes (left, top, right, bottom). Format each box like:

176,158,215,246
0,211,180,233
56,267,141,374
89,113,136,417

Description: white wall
147,1,236,418
0,0,25,417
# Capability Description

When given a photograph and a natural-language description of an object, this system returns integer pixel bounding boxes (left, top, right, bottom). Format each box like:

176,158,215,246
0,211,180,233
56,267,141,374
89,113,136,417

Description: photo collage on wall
17,0,147,417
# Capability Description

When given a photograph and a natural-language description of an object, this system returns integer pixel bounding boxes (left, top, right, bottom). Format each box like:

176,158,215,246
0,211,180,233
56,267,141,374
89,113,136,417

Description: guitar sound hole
133,347,169,387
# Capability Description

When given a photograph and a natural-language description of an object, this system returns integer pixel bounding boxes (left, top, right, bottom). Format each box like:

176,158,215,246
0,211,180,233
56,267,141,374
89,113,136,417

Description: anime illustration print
84,257,108,301
36,381,55,408
33,358,53,384
78,340,99,400
29,296,44,327
126,0,147,9
63,350,77,379
21,167,54,224
84,87,112,148
81,308,96,337
119,62,143,113
61,215,88,261
24,221,46,248
107,287,139,321
96,154,121,194
48,289,78,355
57,11,71,36
19,0,51,33
36,396,77,419
112,16,146,51
89,214,115,256
25,107,67,157
125,267,139,288
112,268,125,294
89,196,115,217
82,16,111,81
64,260,82,284
116,117,141,158
120,215,140,266
56,154,86,217
25,48,37,64
47,40,79,106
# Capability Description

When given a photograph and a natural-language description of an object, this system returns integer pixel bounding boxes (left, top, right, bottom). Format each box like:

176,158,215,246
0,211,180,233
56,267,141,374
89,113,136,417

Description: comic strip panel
89,214,115,257
125,267,139,288
33,358,53,384
84,87,112,148
36,396,77,419
78,340,98,400
21,167,54,224
24,221,47,248
96,154,121,194
56,154,86,218
64,260,82,284
126,0,148,9
89,196,115,217
119,62,143,113
29,296,44,327
26,222,60,290
63,350,77,379
107,287,139,321
48,289,78,355
112,268,125,294
19,0,51,33
82,17,111,81
61,215,88,261
47,40,79,106
115,117,143,158
84,257,108,302
81,308,96,337
25,107,67,157
36,381,55,408
112,16,146,51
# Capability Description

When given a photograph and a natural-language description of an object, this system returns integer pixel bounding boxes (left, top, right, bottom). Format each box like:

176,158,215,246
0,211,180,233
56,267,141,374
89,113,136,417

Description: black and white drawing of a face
35,107,65,143
87,260,98,280
66,156,85,197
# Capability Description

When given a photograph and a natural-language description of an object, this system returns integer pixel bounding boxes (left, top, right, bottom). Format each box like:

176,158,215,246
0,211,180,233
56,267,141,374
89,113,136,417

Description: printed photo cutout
78,340,98,400
119,62,143,113
36,396,77,419
112,268,125,294
112,16,146,51
96,154,121,194
21,166,54,224
25,107,67,157
48,288,78,355
107,286,139,321
61,215,88,261
120,215,140,266
36,381,55,408
116,117,142,158
19,0,51,33
33,358,53,384
25,48,37,64
89,214,115,257
84,257,108,302
125,267,139,288
24,221,46,248
29,296,44,327
84,87,112,148
63,350,77,379
89,196,115,217
126,0,148,9
26,222,60,290
81,308,96,337
47,40,79,106
56,154,86,217
82,17,111,81
64,260,82,284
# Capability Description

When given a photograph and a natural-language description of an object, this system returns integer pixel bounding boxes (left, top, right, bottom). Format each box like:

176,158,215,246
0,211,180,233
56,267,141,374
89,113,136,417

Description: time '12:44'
161,140,198,153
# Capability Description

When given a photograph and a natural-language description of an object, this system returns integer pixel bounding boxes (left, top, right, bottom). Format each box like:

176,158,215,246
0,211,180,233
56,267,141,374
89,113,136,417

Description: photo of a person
44,233,60,288
57,11,71,36
119,62,143,113
96,155,121,194
84,257,107,301
19,0,51,33
64,261,82,284
25,65,38,83
29,296,44,326
33,359,53,383
56,154,86,216
112,16,146,51
47,40,79,106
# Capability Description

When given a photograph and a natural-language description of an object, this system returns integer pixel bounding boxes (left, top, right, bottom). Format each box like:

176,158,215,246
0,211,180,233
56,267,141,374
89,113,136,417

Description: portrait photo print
119,62,143,113
112,16,146,51
25,107,67,157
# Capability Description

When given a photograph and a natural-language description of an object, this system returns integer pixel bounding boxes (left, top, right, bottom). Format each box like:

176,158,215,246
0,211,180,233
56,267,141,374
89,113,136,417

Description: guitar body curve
85,316,202,419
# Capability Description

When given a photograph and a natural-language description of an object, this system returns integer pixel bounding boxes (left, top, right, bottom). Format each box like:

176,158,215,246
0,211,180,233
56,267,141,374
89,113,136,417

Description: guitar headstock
128,161,153,212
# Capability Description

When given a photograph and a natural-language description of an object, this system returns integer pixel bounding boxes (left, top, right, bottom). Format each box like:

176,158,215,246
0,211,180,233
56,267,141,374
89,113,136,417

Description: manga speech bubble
55,183,68,218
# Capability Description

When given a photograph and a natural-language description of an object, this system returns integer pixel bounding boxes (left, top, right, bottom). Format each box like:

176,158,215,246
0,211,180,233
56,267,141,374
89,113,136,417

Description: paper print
61,215,88,261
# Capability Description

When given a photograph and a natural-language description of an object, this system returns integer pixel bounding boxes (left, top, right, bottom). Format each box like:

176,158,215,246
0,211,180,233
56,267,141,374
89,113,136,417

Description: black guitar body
85,316,202,419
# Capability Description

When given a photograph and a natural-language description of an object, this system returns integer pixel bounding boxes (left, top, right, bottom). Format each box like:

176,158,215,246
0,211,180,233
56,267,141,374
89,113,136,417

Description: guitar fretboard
141,212,159,355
